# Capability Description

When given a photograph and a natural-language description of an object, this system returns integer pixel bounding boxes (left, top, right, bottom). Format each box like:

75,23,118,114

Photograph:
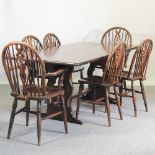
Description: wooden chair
22,34,60,86
95,27,132,69
101,27,132,52
42,33,62,86
2,41,68,146
76,42,126,127
22,35,43,51
43,33,84,95
43,33,61,48
120,39,153,117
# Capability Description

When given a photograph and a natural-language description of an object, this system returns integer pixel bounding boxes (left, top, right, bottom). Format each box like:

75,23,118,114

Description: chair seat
121,71,132,79
20,85,64,100
46,86,64,98
79,76,114,87
121,71,145,81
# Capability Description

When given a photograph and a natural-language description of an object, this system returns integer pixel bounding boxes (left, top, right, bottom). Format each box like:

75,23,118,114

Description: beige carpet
0,85,155,155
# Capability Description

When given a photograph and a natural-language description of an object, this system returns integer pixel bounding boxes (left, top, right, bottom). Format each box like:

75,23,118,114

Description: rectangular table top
38,42,137,66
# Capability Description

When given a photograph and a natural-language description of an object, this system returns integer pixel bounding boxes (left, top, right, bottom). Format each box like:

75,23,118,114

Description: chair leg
105,88,111,127
92,86,96,114
80,69,83,79
123,80,127,92
119,80,123,106
26,100,30,126
70,73,74,105
131,81,137,117
140,80,148,112
105,87,111,113
37,100,42,146
104,103,107,113
61,95,68,134
7,97,17,139
114,86,123,120
76,83,83,119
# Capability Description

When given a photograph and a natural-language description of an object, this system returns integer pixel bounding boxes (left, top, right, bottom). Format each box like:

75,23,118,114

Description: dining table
38,42,137,124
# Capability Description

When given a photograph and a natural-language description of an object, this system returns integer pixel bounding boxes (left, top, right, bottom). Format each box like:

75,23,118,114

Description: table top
38,42,108,66
38,42,137,66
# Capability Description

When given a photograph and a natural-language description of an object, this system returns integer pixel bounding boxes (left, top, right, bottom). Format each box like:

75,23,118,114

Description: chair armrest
126,45,137,52
45,68,65,77
95,65,102,69
73,66,84,72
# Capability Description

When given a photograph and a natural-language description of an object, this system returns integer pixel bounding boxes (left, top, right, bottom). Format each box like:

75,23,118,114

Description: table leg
46,65,82,125
63,66,82,124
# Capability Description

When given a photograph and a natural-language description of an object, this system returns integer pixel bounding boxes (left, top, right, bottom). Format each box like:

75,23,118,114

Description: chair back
22,35,43,51
101,27,132,67
2,41,46,100
101,27,132,52
43,33,61,49
103,42,126,84
128,39,153,79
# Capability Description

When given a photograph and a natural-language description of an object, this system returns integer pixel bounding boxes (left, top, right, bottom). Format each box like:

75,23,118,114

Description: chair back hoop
128,39,153,79
101,27,132,52
2,41,46,99
43,33,61,49
103,41,126,84
101,27,132,67
22,35,43,51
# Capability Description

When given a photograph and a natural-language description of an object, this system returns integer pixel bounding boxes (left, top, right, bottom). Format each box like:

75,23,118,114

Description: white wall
0,0,155,85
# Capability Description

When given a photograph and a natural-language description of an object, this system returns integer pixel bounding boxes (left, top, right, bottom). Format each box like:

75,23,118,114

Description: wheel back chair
22,34,60,86
2,42,68,146
43,33,84,97
22,35,43,51
101,26,132,67
43,33,61,49
120,39,153,117
76,42,126,127
95,27,132,70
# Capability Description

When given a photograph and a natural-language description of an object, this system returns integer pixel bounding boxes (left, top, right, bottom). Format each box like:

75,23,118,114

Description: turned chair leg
105,88,111,127
37,100,42,146
124,80,127,92
114,86,123,120
119,81,123,106
92,86,96,114
140,80,148,112
131,81,137,117
105,87,111,113
26,100,30,126
7,97,17,139
76,83,83,119
104,104,107,113
61,95,68,134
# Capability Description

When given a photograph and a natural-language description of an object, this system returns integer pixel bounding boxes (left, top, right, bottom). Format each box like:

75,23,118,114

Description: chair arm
73,66,84,72
45,68,65,77
95,65,102,69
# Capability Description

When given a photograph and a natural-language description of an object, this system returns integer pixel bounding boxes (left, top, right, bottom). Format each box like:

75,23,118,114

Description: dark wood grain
2,41,68,146
38,42,137,125
120,39,153,117
76,42,126,127
39,42,109,66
